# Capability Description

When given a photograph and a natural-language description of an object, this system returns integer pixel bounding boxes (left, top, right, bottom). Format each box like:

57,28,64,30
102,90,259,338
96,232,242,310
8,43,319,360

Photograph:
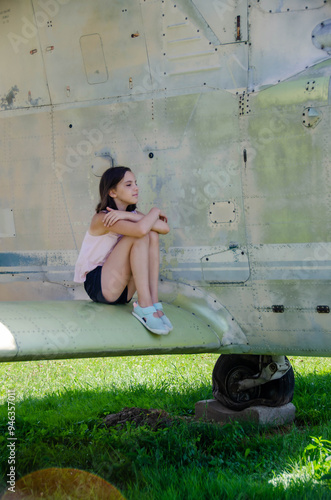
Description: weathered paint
0,300,223,362
0,0,330,361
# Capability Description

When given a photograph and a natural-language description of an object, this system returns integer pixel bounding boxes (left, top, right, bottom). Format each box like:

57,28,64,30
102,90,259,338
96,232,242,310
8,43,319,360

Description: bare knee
130,233,150,250
148,231,159,246
121,234,147,249
122,235,139,244
125,233,154,254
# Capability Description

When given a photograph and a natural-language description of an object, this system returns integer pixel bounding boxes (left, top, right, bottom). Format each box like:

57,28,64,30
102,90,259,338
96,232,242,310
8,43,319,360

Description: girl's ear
108,189,116,199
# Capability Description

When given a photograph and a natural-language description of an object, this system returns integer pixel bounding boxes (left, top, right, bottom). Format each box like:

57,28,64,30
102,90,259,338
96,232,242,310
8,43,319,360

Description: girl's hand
103,207,126,227
159,210,168,223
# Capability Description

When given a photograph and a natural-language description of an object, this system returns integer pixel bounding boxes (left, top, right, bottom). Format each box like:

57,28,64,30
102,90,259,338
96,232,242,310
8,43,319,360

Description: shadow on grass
1,370,331,499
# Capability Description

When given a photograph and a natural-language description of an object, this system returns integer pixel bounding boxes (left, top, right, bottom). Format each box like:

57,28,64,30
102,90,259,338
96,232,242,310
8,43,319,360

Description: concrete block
195,399,296,426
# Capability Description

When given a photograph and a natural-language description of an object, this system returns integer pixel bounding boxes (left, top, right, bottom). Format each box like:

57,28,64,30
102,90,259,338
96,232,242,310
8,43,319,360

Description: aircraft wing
0,0,330,362
0,299,250,362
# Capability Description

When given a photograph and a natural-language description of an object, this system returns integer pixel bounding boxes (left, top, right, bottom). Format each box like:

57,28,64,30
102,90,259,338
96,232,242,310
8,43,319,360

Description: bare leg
129,234,153,307
101,234,153,308
148,231,165,318
101,232,171,333
148,231,160,304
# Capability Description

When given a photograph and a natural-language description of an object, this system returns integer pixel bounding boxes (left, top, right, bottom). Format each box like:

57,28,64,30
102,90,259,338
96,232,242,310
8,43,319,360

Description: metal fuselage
0,0,330,361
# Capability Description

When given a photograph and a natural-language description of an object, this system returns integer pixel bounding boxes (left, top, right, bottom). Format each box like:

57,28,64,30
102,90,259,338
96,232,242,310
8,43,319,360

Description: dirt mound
103,407,174,430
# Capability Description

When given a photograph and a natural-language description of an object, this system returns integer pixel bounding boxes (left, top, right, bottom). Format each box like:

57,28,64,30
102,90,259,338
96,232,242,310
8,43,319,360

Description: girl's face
109,170,138,209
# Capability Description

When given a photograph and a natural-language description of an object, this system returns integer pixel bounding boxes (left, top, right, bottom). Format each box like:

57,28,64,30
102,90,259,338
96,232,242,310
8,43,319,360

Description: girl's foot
132,302,169,335
153,302,173,331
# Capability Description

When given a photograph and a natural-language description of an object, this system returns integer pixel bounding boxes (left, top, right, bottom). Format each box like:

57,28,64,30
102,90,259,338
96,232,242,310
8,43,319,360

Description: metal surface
0,0,330,361
237,356,291,391
0,300,221,361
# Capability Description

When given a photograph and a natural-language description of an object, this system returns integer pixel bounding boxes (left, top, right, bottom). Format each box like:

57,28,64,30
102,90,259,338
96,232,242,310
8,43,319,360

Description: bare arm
102,208,170,235
101,209,140,227
149,214,169,235
90,208,165,237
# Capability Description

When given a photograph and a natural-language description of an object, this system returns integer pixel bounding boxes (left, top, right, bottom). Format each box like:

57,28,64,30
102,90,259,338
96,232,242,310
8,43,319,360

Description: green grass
1,354,331,499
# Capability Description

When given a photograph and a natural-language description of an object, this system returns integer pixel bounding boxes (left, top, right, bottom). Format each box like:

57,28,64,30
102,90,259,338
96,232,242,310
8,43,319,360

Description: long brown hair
96,166,136,213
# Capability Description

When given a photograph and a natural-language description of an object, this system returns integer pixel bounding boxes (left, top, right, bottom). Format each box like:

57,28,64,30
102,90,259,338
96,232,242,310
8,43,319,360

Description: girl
74,166,173,335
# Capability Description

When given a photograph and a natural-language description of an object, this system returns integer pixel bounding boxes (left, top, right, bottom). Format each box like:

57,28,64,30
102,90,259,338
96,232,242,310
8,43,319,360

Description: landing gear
212,354,295,411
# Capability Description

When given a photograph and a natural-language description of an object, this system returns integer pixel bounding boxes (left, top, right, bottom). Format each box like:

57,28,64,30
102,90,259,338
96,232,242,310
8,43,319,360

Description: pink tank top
74,231,122,283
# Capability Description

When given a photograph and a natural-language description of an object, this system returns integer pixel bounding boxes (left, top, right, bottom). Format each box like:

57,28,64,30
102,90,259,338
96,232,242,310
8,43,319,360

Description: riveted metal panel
192,0,248,44
80,34,108,84
0,0,330,359
0,209,15,237
258,0,325,13
0,300,222,361
248,5,331,90
0,0,51,110
35,0,150,104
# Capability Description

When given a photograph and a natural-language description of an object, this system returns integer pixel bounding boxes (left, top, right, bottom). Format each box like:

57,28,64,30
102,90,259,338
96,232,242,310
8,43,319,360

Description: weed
302,436,331,482
0,355,331,498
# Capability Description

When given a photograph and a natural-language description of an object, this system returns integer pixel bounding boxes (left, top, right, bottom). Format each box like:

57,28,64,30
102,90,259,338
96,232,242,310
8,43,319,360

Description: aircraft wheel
212,354,294,411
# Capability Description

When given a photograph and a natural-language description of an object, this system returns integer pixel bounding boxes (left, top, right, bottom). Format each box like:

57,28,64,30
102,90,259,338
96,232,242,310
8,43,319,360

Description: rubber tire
212,354,295,411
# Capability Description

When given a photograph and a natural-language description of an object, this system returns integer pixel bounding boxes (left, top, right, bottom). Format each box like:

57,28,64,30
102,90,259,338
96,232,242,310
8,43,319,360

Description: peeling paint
1,85,19,109
27,91,42,106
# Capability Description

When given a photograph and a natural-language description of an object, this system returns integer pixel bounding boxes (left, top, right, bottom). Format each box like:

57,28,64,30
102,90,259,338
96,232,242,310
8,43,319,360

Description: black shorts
84,266,131,305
